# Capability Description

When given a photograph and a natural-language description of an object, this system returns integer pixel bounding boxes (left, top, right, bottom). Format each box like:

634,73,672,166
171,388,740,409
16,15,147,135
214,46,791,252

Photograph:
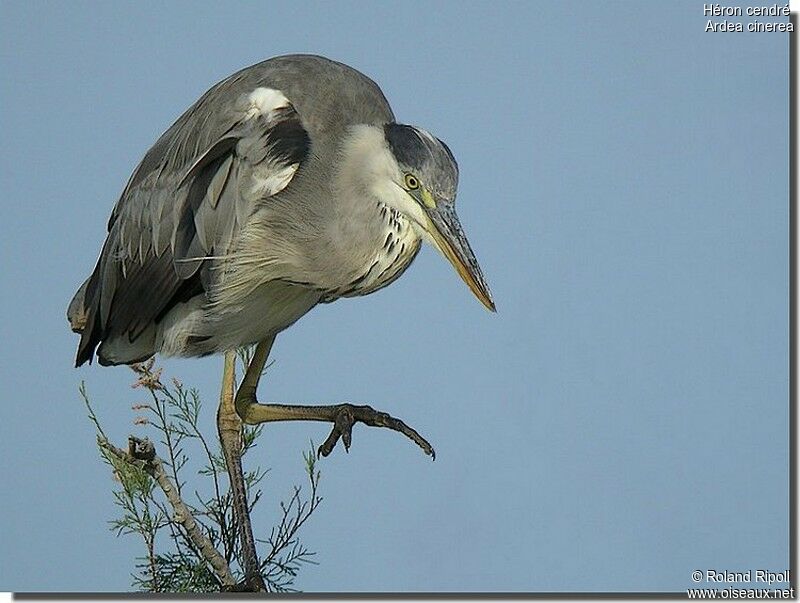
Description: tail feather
67,279,89,334
69,277,102,366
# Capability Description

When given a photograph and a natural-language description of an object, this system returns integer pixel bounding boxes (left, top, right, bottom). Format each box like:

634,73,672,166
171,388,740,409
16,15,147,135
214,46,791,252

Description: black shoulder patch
267,108,311,165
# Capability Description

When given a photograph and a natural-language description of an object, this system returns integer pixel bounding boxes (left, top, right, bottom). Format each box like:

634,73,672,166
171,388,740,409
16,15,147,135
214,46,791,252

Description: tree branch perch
98,435,236,589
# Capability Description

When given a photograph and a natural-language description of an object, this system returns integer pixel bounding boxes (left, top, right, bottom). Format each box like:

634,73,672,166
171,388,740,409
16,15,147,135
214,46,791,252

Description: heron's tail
67,279,89,334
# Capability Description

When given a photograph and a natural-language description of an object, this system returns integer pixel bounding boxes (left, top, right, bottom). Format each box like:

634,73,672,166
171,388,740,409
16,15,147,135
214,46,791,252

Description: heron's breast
326,203,421,300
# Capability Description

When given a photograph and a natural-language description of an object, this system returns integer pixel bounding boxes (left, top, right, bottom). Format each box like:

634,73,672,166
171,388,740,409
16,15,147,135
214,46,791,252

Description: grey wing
73,82,310,366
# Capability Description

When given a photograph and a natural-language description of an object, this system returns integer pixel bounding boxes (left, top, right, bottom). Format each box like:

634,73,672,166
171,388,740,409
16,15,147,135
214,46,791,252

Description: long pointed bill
423,204,496,312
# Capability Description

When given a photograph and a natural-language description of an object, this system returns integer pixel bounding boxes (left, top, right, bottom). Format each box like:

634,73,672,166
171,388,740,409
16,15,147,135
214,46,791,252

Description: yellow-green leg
218,334,434,590
236,336,435,459
216,350,266,592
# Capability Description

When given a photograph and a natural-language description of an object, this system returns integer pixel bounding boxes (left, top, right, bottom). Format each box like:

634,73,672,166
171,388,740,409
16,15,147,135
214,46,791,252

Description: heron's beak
423,202,496,312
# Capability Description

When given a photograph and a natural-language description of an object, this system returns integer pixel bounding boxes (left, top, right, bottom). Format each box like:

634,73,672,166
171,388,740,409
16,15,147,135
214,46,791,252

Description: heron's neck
290,128,419,296
332,125,392,201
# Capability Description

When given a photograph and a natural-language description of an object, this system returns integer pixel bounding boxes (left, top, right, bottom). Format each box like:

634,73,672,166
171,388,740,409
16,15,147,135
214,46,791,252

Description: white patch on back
245,87,290,119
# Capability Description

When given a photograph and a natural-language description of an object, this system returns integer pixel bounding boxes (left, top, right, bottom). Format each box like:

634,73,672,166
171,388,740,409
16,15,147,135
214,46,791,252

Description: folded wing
73,82,310,366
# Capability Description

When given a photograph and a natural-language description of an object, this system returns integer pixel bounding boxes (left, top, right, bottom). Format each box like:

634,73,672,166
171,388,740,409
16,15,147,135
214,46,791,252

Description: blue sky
0,0,790,593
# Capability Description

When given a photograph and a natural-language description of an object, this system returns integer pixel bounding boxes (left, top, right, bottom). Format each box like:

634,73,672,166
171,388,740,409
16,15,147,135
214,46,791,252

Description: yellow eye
404,173,419,190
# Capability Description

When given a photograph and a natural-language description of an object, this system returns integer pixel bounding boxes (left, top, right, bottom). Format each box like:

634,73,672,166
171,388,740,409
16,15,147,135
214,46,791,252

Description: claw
316,403,435,459
317,431,338,458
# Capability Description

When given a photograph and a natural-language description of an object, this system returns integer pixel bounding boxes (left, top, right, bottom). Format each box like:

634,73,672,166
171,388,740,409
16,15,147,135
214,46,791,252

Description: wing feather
75,81,310,366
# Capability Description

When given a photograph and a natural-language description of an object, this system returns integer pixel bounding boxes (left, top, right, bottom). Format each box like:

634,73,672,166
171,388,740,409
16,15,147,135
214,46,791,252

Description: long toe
316,403,435,459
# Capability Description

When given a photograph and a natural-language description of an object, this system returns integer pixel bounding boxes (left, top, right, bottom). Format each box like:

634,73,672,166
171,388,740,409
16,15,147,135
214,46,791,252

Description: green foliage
80,361,322,593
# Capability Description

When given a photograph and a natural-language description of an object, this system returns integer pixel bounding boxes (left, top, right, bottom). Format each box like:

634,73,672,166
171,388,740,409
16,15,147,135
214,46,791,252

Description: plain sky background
0,0,791,594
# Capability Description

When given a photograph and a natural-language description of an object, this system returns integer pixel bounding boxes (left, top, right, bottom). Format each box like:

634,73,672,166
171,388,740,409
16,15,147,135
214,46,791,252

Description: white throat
333,124,433,243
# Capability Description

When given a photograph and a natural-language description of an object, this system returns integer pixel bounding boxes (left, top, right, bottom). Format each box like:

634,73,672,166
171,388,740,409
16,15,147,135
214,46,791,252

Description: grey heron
68,54,494,590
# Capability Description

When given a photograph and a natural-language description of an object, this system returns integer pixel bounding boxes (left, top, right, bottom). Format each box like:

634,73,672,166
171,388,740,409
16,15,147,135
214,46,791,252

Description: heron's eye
404,173,419,190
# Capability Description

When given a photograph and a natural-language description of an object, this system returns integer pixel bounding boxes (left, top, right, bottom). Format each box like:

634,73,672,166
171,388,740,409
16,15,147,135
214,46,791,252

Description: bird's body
70,55,494,590
71,53,492,366
71,56,439,365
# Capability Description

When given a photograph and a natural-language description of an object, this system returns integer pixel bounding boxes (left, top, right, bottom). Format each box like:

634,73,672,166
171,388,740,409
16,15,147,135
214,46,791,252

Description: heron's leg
235,336,435,459
216,351,266,592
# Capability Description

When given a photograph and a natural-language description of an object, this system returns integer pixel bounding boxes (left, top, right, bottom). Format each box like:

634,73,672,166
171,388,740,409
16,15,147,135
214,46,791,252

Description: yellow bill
423,202,495,312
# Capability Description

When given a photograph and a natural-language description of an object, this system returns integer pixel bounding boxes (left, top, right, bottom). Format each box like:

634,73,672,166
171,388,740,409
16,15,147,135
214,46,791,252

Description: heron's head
338,123,495,311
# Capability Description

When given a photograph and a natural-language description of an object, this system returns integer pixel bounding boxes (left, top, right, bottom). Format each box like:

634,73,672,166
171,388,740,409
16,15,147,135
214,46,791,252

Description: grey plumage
70,54,493,367
68,56,496,591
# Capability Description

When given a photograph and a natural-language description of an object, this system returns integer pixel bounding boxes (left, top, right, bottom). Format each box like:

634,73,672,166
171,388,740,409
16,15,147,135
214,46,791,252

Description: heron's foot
317,403,435,460
235,395,435,460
